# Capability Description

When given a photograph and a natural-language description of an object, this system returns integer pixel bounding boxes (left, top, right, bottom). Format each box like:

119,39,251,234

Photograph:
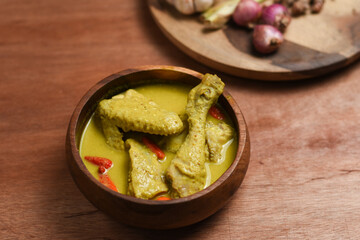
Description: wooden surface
148,0,360,80
1,0,360,239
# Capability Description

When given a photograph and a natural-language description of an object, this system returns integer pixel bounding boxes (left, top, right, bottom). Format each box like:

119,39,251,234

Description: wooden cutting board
148,0,360,80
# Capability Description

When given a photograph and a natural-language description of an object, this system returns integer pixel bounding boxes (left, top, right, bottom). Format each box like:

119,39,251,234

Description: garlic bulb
194,0,214,12
174,0,196,15
167,0,214,15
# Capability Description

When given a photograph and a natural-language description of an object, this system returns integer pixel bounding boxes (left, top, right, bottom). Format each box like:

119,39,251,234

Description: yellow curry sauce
79,83,238,196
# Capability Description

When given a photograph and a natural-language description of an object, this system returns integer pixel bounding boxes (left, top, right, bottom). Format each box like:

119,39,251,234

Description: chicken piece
97,89,184,150
163,128,189,154
161,114,189,154
166,74,225,198
164,117,235,161
126,139,168,199
99,117,125,150
206,121,234,163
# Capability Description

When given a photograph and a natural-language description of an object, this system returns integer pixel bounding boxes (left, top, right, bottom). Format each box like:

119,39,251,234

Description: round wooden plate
148,0,360,80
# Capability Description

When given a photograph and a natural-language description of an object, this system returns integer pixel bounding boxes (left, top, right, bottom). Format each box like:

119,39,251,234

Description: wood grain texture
148,0,360,80
0,0,360,239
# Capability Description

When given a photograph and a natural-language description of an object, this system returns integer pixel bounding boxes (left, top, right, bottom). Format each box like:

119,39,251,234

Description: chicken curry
79,74,238,200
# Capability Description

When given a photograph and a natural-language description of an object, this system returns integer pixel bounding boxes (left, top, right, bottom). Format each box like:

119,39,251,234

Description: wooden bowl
66,65,250,229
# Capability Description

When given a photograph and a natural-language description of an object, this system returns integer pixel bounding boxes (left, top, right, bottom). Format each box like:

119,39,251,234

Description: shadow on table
224,58,360,93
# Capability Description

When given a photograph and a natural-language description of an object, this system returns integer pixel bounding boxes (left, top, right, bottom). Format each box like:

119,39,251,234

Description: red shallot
232,0,262,28
252,25,284,54
261,4,291,32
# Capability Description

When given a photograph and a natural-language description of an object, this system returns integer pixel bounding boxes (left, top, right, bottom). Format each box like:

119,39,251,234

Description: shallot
252,25,284,54
232,0,262,28
261,4,291,32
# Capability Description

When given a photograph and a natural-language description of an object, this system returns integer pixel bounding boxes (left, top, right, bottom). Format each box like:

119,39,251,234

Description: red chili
142,137,165,160
84,156,113,169
209,105,225,120
99,173,118,192
156,196,172,201
98,166,107,174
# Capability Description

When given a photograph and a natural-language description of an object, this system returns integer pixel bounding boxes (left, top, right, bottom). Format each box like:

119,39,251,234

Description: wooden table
1,1,359,239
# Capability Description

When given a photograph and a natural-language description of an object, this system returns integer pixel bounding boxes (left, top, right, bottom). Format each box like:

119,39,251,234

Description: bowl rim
67,65,249,206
